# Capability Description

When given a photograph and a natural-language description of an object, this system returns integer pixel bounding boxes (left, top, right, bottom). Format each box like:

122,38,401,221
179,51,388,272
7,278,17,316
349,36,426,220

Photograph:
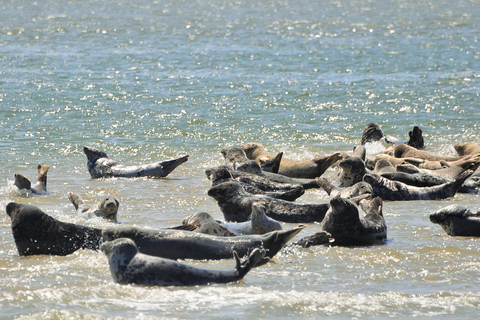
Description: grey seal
5,202,102,256
102,238,266,286
320,196,387,246
68,192,120,222
208,181,329,223
338,157,368,187
83,146,189,179
13,164,49,195
429,205,480,237
363,170,474,201
240,142,342,179
208,166,305,201
316,178,372,199
102,225,304,263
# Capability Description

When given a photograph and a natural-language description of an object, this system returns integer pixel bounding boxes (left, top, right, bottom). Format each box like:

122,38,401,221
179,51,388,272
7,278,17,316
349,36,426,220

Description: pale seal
240,142,342,179
320,196,387,246
363,170,474,201
68,192,120,222
429,205,480,237
208,166,305,201
338,157,368,187
208,181,329,223
221,203,283,235
83,146,189,179
101,238,266,286
454,142,480,156
5,202,102,256
316,178,373,199
393,144,461,162
102,225,304,263
13,164,49,195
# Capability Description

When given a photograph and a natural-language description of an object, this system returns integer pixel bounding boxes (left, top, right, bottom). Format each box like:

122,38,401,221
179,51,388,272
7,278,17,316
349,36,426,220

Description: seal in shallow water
429,205,480,237
102,225,304,263
240,142,342,179
68,192,120,222
14,164,49,195
208,181,329,223
5,202,102,256
363,170,474,201
320,196,387,246
316,178,372,199
101,238,266,286
83,146,189,179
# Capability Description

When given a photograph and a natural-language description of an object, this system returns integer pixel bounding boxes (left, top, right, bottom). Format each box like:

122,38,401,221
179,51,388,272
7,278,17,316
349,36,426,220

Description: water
1,0,479,318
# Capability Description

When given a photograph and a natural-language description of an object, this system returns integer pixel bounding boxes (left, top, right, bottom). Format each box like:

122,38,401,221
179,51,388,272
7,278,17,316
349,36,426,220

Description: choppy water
1,0,479,318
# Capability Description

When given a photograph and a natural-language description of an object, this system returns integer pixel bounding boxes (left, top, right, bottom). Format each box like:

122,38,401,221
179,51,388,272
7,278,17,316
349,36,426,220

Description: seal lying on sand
429,205,480,237
320,196,387,246
83,146,189,179
5,202,102,256
13,164,50,195
102,225,304,263
208,166,305,201
240,142,342,179
454,142,480,156
208,181,330,223
68,192,120,222
102,238,266,286
363,170,474,201
392,144,461,162
173,204,282,236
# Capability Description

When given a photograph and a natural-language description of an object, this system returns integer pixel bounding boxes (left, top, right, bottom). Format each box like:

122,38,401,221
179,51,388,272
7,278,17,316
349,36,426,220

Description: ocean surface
1,0,479,318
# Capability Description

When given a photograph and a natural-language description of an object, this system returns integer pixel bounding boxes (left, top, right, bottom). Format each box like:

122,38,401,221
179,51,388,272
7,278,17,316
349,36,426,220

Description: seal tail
315,177,335,195
14,173,32,191
313,152,343,176
447,169,475,197
261,225,305,258
234,248,267,279
68,192,85,211
158,155,189,177
260,152,283,174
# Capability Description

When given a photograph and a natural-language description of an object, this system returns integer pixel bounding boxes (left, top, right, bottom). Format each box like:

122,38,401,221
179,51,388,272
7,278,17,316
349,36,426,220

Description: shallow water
1,0,480,318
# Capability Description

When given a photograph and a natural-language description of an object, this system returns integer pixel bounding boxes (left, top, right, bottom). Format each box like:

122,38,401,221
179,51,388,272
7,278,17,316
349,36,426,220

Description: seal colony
5,123,480,288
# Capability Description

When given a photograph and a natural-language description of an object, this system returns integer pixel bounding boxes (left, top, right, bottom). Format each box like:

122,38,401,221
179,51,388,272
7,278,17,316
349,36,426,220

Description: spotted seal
102,225,304,263
208,181,329,223
83,146,189,179
240,142,342,179
13,164,49,195
101,238,266,286
363,170,474,201
429,205,480,237
5,202,102,256
68,192,120,222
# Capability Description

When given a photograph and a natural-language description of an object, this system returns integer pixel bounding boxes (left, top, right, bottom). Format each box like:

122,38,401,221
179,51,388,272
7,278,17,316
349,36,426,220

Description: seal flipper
68,192,86,211
316,177,336,195
14,174,32,191
260,152,283,174
34,164,49,193
260,225,305,259
157,155,190,177
235,248,267,278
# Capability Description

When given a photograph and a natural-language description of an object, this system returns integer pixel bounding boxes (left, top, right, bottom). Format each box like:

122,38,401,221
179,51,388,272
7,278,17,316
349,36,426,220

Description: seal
170,212,237,236
208,166,305,201
393,144,461,162
429,205,480,237
361,123,424,149
366,153,448,170
407,126,424,149
319,196,387,246
373,159,396,175
207,181,329,223
101,238,266,286
363,170,474,201
13,164,49,195
338,157,368,187
240,142,342,179
102,225,304,263
316,178,372,199
83,146,189,179
454,142,480,156
68,192,120,222
222,203,283,235
234,160,320,189
5,202,102,256
221,147,249,169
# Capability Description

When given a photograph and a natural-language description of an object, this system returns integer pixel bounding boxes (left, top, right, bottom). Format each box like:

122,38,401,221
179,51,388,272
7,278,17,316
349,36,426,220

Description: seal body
68,192,120,222
430,205,480,236
83,146,189,179
320,196,387,246
101,238,266,286
5,203,102,256
102,225,304,262
240,142,341,179
13,164,49,195
208,181,329,223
